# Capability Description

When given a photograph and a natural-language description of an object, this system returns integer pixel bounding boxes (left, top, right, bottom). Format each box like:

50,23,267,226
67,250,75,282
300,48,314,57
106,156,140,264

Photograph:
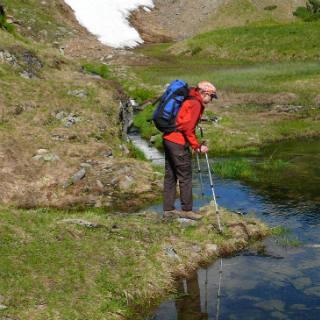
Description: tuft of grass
127,86,157,104
133,104,161,141
272,226,302,247
82,63,110,79
271,225,291,236
127,141,147,160
293,0,320,22
256,159,290,171
212,158,256,180
0,6,14,33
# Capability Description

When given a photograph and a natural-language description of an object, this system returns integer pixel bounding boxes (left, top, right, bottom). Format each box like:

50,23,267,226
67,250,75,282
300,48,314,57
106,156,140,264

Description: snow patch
64,0,154,48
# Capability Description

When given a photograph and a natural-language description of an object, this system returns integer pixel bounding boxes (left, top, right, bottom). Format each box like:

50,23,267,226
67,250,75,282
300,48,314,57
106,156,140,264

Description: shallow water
139,138,320,320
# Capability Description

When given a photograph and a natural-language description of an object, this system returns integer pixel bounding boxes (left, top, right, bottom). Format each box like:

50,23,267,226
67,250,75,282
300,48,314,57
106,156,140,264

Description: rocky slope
131,0,305,42
0,1,162,210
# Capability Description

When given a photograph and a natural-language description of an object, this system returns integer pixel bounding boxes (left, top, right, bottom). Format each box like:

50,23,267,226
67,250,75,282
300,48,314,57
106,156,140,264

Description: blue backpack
152,80,190,134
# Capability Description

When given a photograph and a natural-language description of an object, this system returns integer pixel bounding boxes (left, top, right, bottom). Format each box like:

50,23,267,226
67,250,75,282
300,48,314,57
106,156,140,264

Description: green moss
82,63,110,79
133,104,160,139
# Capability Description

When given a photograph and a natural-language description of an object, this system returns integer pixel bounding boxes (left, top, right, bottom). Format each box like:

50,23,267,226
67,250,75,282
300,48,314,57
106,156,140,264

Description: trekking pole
215,258,223,320
205,152,223,232
196,153,205,197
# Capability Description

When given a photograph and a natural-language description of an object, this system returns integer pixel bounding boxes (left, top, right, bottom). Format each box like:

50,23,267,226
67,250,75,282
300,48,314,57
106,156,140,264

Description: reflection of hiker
175,273,208,320
162,81,218,219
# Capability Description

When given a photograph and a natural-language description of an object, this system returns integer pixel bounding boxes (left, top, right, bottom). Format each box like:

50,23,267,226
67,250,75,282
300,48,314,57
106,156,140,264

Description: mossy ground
0,205,269,320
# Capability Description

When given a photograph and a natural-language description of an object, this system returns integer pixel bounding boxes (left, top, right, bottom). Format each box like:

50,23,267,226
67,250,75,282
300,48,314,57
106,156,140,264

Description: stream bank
0,202,269,320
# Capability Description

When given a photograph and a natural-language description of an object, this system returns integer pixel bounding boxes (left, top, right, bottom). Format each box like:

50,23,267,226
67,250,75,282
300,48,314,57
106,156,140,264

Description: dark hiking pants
163,140,192,212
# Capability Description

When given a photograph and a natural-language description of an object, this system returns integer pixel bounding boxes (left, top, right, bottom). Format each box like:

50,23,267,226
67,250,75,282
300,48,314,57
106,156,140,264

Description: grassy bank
133,101,320,156
132,21,320,156
211,137,320,201
171,21,320,63
0,206,269,320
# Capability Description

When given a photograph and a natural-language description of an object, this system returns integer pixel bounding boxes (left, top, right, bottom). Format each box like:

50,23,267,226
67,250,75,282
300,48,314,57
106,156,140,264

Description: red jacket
163,88,204,150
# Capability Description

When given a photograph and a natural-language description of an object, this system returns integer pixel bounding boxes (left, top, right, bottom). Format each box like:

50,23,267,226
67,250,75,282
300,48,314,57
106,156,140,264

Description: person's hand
196,145,208,153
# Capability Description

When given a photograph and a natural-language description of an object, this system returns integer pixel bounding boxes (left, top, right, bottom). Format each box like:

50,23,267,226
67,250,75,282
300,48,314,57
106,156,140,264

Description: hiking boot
163,209,180,219
177,210,203,221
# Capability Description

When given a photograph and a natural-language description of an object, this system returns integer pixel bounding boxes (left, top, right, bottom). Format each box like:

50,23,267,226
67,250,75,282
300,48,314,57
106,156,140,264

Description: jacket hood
189,87,203,104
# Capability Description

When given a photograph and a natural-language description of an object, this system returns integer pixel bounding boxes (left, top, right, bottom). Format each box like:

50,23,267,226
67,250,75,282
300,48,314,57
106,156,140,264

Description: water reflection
144,138,320,319
150,165,320,319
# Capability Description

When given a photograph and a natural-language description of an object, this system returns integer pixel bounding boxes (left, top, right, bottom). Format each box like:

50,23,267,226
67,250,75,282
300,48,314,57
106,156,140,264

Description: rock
43,154,60,161
205,243,218,255
118,175,134,191
273,105,304,113
0,50,18,66
191,245,201,253
96,180,104,189
0,304,8,310
149,135,157,144
164,246,181,260
103,150,113,158
54,111,81,127
64,114,80,128
119,144,130,155
67,89,88,98
32,151,59,162
71,168,86,184
210,115,220,123
22,51,43,71
80,163,92,169
55,111,67,120
36,149,49,155
51,134,65,141
59,219,103,228
20,70,34,79
177,218,197,227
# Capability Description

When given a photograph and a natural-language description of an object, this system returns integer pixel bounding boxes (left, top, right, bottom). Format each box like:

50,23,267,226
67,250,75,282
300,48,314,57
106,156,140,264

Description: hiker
163,81,218,220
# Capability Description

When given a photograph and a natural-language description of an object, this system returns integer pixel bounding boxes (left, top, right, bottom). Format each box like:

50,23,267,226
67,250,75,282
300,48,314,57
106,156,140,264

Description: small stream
129,133,320,320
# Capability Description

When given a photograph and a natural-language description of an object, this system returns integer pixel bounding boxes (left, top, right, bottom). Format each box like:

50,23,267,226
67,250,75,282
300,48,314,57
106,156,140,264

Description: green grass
134,21,320,106
133,104,159,138
212,158,256,180
173,21,320,62
212,158,290,182
271,226,301,247
132,22,320,158
82,63,110,79
294,1,320,22
0,12,15,33
127,141,147,160
0,205,265,319
133,60,320,104
1,0,70,41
